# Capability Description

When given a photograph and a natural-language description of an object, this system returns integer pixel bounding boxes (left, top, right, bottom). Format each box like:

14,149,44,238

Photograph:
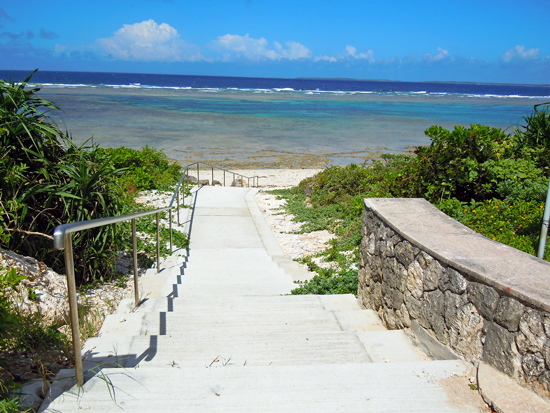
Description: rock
406,261,423,299
304,182,314,196
183,175,198,183
212,180,222,186
198,179,210,186
516,309,546,353
401,303,412,328
423,260,443,291
448,303,484,361
0,248,70,326
404,290,422,320
10,378,46,411
494,296,525,332
467,282,500,320
394,241,415,267
522,353,546,379
372,283,384,310
444,290,468,330
439,267,467,294
367,234,376,255
420,289,447,344
416,251,432,270
231,179,248,187
390,288,404,311
483,322,520,376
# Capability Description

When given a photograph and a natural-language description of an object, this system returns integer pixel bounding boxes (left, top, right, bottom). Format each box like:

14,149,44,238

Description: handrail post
197,163,200,184
132,219,139,306
183,172,186,208
211,166,214,186
64,233,83,387
224,170,226,186
538,177,550,259
156,212,160,273
176,188,180,226
169,209,173,253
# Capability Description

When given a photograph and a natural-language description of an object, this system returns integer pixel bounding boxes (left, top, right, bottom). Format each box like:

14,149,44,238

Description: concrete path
40,186,485,412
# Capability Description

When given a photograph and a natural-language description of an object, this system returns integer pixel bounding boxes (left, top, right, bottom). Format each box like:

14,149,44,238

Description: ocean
2,70,549,168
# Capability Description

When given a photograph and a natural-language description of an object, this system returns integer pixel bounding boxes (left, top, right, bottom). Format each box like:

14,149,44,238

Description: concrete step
174,282,295,296
41,360,480,412
139,307,344,335
271,255,314,282
125,331,373,367
130,294,363,315
357,330,430,363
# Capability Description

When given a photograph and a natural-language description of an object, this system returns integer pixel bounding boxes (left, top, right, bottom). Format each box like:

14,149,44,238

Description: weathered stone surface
382,240,395,258
382,308,403,330
494,296,525,332
439,267,467,294
420,290,447,343
358,268,367,286
468,282,500,320
542,313,550,337
367,234,376,255
483,322,520,376
423,260,443,291
393,262,407,293
401,303,411,328
448,303,484,361
395,241,415,268
522,353,546,379
382,258,397,288
370,255,383,283
404,291,422,320
406,261,423,299
390,288,404,311
517,309,546,353
372,283,384,310
444,290,468,330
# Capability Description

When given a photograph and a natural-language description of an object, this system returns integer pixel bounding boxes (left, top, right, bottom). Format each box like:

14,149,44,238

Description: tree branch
3,228,54,240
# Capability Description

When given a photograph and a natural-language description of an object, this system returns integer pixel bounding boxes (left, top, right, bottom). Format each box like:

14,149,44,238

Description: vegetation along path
40,185,489,412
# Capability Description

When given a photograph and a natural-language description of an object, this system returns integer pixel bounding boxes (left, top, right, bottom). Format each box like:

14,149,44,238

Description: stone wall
358,198,550,399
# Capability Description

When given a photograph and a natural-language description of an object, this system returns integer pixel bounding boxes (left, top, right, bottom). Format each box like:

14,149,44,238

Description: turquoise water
41,86,540,165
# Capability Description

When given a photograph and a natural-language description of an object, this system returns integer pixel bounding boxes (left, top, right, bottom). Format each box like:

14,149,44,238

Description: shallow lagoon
42,86,540,167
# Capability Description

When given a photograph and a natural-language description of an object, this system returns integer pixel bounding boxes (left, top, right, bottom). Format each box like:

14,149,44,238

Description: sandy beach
182,167,323,188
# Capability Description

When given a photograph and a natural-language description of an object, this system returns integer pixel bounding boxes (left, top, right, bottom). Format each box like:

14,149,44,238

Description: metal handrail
52,161,258,386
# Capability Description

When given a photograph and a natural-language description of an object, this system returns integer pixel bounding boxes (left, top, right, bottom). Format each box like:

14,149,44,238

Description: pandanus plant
0,70,125,283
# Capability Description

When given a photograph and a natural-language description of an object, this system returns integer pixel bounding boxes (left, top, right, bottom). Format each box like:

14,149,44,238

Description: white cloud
422,47,449,62
345,45,374,61
98,20,202,62
345,45,357,56
210,34,311,61
314,55,337,62
501,45,540,62
314,45,374,63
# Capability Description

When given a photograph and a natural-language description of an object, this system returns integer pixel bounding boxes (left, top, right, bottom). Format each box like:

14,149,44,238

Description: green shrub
97,146,182,197
393,124,519,202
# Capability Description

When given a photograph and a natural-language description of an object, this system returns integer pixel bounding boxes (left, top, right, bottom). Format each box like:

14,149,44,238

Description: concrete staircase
40,186,483,412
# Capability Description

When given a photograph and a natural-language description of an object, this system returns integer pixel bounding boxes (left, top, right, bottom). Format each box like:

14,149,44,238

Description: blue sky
1,0,549,84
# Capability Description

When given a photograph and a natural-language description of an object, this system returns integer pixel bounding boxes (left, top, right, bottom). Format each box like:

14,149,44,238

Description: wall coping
364,198,550,313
